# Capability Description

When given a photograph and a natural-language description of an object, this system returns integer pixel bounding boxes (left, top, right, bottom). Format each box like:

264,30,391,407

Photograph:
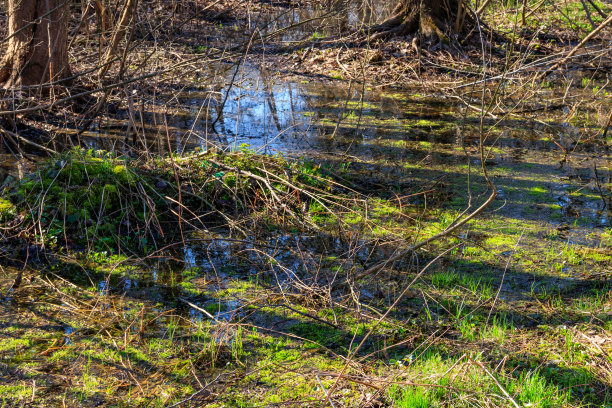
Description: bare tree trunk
0,0,71,88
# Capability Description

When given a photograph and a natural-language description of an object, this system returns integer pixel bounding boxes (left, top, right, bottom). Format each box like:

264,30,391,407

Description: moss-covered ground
1,2,611,402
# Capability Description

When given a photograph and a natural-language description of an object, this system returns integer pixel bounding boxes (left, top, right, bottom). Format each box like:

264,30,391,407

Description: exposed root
366,0,458,44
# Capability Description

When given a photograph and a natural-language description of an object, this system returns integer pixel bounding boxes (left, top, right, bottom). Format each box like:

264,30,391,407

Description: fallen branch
0,128,57,154
352,184,496,281
538,14,612,80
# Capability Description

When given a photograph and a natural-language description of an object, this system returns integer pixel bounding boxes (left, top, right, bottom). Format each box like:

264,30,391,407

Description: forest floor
1,0,612,407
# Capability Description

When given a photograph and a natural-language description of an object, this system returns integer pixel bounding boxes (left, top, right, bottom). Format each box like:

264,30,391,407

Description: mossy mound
0,148,333,255
1,149,156,252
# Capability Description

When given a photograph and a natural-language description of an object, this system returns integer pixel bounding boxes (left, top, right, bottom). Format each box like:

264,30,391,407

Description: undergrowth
0,147,336,254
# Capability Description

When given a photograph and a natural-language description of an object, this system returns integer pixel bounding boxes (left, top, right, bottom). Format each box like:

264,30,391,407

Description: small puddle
102,232,364,323
64,326,75,345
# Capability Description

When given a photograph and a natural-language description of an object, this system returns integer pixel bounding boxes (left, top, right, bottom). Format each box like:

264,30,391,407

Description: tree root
364,0,457,44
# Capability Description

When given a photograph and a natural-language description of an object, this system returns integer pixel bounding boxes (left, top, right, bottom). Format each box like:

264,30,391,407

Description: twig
585,0,607,19
471,359,521,408
486,230,524,326
538,14,612,80
316,375,337,408
525,0,548,19
179,298,222,324
163,373,223,408
579,0,598,30
0,128,57,155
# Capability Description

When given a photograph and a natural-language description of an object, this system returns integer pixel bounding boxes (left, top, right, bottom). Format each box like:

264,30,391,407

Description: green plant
431,270,457,288
458,317,477,341
389,385,432,408
232,326,244,361
512,370,568,408
310,31,326,40
581,77,591,88
482,315,512,341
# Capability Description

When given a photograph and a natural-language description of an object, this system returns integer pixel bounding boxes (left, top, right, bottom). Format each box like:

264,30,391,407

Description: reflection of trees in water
261,68,282,135
203,64,316,150
209,82,228,144
261,0,392,41
80,58,440,155
79,0,400,154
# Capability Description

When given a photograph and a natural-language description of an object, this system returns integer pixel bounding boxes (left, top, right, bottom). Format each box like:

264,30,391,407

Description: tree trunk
0,0,71,88
370,0,460,41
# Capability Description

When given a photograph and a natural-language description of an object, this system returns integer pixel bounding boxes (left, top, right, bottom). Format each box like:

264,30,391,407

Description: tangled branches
0,147,347,256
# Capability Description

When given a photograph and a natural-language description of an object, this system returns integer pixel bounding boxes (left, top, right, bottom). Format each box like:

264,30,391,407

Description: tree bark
0,0,71,88
370,0,459,41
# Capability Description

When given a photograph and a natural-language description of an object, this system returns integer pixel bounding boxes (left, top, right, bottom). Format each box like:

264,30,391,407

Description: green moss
272,348,301,362
2,148,337,254
528,186,549,199
0,198,15,220
0,337,33,352
381,92,417,101
0,384,32,399
112,164,134,184
484,234,518,248
414,119,437,127
326,100,377,110
288,322,344,348
378,139,409,148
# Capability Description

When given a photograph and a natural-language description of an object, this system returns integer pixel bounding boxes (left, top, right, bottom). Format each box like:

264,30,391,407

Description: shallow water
96,61,609,233
1,4,610,327
122,68,610,322
3,59,610,284
2,6,612,406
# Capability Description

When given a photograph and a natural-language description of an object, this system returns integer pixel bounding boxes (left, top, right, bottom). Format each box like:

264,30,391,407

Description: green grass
389,385,432,408
512,370,570,408
482,315,513,342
